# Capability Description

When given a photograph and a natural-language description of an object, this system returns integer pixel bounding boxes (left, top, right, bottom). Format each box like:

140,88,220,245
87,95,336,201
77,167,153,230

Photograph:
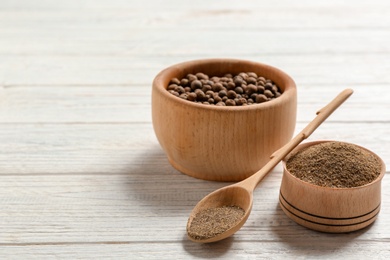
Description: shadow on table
122,142,227,211
270,203,375,256
124,143,235,254
182,233,234,258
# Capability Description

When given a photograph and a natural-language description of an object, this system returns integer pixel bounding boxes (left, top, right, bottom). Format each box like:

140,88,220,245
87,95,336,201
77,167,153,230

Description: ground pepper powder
286,142,381,188
187,205,245,240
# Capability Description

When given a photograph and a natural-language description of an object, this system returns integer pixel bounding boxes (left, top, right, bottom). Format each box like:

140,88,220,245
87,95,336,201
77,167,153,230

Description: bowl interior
153,58,296,110
283,140,386,190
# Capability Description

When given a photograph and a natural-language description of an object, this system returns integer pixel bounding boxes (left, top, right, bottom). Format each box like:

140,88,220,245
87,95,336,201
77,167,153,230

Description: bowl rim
282,140,386,191
152,58,297,111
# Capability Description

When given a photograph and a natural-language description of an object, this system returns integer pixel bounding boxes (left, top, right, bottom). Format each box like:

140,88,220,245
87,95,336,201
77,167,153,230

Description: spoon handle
302,88,354,139
241,88,354,190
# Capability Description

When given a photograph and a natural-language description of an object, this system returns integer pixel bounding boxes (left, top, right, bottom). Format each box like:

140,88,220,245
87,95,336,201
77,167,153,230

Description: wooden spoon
186,88,354,243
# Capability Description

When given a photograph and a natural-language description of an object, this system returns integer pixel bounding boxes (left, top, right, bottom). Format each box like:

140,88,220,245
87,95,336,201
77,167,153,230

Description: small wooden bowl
280,140,386,233
152,59,297,181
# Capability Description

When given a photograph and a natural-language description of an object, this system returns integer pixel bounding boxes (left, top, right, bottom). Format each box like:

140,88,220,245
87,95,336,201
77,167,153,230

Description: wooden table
1,0,389,259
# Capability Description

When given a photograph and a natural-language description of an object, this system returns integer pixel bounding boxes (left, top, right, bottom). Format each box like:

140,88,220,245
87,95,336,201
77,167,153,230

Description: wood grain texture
0,0,389,259
152,59,297,181
0,123,387,174
1,55,390,85
0,173,390,258
280,140,385,233
0,84,388,123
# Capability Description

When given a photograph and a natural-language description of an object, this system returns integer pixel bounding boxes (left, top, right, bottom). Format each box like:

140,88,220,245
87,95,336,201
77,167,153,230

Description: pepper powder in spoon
187,205,245,240
286,141,381,188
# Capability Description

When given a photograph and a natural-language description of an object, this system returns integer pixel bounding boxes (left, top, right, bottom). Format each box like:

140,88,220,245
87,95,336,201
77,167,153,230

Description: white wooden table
0,0,389,259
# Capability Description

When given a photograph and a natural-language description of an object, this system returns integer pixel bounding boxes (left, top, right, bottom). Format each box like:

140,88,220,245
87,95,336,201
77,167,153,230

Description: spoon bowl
186,88,354,243
187,186,253,243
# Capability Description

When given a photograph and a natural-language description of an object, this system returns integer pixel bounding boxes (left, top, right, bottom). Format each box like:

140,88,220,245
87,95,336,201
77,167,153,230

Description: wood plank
2,0,389,10
0,30,389,56
0,172,389,244
1,0,389,31
0,84,387,123
0,123,388,173
2,0,390,7
0,241,389,260
1,55,390,85
1,1,390,58
1,241,390,259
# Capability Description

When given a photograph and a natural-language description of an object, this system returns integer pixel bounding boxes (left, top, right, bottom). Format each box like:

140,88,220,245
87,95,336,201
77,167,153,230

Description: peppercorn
175,86,185,94
225,99,236,106
234,77,244,86
264,89,274,98
167,84,177,91
247,72,257,78
264,82,273,90
219,90,227,98
257,85,265,93
187,92,197,101
258,80,265,87
227,82,236,90
234,87,244,94
166,72,282,106
227,90,237,99
246,84,257,95
214,95,222,103
247,77,257,85
191,80,202,90
196,72,208,80
168,90,180,97
236,97,247,106
205,90,214,96
180,78,189,86
213,83,224,92
195,89,206,100
238,72,248,80
221,77,229,82
211,76,219,83
170,78,180,85
258,77,266,84
179,93,188,100
256,94,268,103
187,74,197,82
202,85,212,92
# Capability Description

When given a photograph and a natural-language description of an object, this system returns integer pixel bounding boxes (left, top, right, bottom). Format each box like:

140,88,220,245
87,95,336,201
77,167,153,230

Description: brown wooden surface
0,0,389,259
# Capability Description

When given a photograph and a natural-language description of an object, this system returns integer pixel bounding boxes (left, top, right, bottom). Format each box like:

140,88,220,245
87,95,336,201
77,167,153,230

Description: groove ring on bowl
279,140,386,233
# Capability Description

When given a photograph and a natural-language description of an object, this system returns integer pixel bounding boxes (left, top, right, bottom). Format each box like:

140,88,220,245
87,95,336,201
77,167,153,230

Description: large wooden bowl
280,140,386,233
152,59,297,181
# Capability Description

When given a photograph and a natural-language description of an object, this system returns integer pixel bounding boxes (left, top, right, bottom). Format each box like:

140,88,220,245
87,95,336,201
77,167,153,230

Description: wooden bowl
280,140,386,233
152,59,297,181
